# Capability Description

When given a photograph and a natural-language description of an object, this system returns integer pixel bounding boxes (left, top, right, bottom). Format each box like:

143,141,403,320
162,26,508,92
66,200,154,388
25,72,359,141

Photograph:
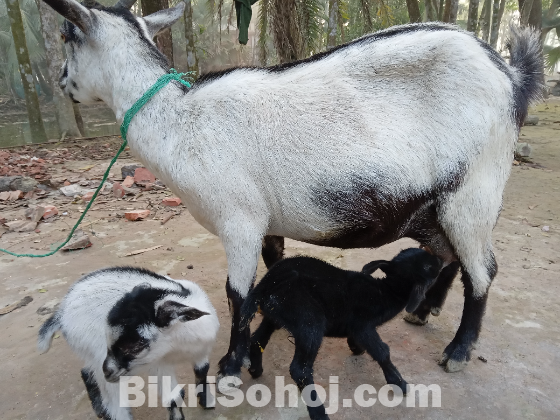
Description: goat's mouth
68,92,80,104
104,368,128,383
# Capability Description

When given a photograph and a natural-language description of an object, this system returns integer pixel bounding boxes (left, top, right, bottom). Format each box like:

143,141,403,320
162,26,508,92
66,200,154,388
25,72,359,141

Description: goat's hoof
403,312,428,325
443,358,468,373
197,393,215,410
439,350,468,372
430,307,442,316
248,367,263,379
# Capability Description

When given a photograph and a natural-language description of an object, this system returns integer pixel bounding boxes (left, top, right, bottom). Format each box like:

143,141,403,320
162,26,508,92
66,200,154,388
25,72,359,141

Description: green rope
0,69,193,258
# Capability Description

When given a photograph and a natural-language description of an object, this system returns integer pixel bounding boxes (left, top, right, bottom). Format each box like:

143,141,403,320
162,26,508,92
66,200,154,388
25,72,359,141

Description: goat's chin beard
68,92,80,104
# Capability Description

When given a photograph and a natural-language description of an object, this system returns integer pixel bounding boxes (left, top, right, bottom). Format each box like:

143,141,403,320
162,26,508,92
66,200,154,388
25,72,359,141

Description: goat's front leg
194,360,213,408
217,226,263,383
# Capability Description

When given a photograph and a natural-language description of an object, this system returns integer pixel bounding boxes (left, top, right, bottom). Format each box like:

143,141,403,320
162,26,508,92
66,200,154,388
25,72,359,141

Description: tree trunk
438,0,445,20
38,0,82,138
449,0,459,22
142,0,174,66
6,0,47,144
327,0,338,49
467,0,480,32
519,0,535,26
541,0,559,43
480,0,492,41
406,0,422,23
183,0,198,76
426,0,438,21
32,62,53,102
528,0,541,30
72,103,86,137
489,0,504,48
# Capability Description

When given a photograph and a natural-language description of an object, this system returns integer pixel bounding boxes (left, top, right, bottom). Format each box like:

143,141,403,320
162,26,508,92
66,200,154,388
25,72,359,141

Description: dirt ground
1,99,559,420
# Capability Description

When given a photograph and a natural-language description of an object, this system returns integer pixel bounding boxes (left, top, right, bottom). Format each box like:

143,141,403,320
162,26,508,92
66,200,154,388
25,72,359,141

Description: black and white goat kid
239,248,443,420
38,267,219,420
41,0,542,378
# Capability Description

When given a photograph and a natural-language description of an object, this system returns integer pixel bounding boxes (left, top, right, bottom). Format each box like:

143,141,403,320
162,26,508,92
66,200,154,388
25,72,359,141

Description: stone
121,164,141,178
61,229,92,251
42,205,58,219
60,184,89,197
25,206,46,222
162,197,182,206
0,190,23,201
523,115,539,126
134,167,156,184
124,209,150,221
10,176,38,192
515,142,532,158
122,176,135,188
113,182,125,199
0,176,19,192
5,220,38,232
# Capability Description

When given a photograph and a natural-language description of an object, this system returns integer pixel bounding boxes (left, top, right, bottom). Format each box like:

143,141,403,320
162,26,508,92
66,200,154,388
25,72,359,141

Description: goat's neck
101,62,175,122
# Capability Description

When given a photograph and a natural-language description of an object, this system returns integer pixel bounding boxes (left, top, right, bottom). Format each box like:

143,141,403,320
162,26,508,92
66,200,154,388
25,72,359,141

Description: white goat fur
44,0,542,373
38,268,219,420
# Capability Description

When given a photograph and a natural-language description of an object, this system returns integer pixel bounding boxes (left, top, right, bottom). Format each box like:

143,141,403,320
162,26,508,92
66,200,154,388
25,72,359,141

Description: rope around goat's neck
0,69,194,258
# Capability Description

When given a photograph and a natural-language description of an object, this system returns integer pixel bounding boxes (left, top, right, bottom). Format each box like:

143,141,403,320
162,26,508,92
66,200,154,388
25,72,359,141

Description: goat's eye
60,34,66,42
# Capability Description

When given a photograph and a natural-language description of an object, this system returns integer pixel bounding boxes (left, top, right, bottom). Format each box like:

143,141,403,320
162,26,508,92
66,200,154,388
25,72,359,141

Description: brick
162,197,182,206
82,191,95,202
42,205,58,219
1,190,23,201
134,167,156,184
122,176,135,188
63,180,71,186
113,182,125,199
25,206,45,222
124,209,150,221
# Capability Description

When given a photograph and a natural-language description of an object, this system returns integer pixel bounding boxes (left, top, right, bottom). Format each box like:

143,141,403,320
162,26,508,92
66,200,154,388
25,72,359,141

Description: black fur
217,278,251,378
506,27,544,128
103,279,191,375
240,248,443,420
81,369,108,419
194,362,214,409
261,235,285,269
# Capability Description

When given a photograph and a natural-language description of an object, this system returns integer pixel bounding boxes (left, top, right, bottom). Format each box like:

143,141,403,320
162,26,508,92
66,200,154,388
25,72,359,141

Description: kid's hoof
403,312,428,325
443,358,468,373
248,366,263,379
216,372,242,395
430,307,442,316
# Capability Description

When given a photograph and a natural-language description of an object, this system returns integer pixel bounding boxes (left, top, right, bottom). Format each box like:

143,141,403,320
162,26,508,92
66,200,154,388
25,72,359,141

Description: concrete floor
1,100,559,419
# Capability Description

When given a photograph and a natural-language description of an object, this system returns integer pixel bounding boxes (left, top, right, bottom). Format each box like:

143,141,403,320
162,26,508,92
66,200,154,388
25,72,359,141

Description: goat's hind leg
353,326,408,394
289,331,328,420
249,316,279,378
347,336,365,355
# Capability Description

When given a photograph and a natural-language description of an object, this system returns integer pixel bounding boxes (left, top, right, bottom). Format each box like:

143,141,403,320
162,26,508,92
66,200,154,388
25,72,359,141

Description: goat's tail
506,25,544,127
239,290,261,333
38,313,61,353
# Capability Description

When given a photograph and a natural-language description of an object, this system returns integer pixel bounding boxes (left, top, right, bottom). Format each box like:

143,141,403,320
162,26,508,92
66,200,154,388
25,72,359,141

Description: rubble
61,229,93,251
162,197,182,206
0,190,23,201
125,209,150,221
0,176,38,192
122,176,135,188
5,220,38,232
121,164,141,178
134,167,156,184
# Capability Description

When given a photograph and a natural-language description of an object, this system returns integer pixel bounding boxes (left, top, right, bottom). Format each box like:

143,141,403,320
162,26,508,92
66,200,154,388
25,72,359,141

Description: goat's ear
42,0,92,33
156,301,209,326
405,284,427,313
361,260,389,276
143,2,185,39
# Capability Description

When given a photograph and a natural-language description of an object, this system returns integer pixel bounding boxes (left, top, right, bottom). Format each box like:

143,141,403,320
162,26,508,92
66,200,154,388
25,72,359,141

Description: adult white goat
41,0,542,378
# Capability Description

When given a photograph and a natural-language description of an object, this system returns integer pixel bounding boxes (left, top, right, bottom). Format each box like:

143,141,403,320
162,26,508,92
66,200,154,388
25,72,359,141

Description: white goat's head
42,0,185,104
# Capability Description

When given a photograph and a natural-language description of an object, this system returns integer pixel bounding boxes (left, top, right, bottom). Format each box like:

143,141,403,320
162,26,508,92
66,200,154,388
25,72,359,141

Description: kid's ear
361,260,390,276
405,284,427,313
156,301,209,326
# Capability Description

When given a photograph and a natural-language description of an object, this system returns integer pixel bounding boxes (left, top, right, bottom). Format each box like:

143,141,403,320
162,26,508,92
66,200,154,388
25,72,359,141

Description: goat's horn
41,0,92,33
114,0,137,9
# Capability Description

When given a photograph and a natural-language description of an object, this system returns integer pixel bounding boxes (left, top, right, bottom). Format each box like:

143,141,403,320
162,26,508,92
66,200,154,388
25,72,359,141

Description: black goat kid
239,248,443,420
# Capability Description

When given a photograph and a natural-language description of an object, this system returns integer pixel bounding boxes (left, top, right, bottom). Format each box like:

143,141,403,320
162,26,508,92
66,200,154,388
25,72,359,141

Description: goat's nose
102,356,121,382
